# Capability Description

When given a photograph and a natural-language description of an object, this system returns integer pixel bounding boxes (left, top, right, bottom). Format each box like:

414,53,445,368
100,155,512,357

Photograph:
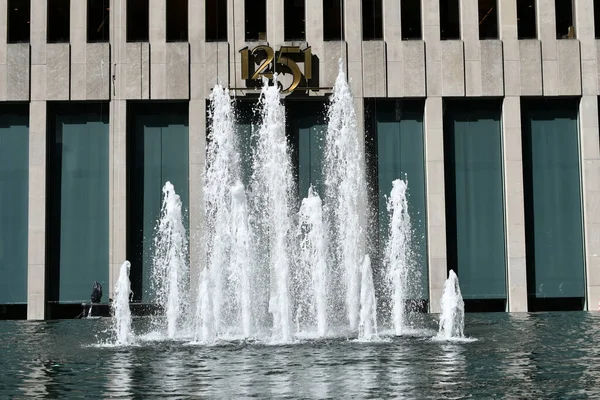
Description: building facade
0,0,599,319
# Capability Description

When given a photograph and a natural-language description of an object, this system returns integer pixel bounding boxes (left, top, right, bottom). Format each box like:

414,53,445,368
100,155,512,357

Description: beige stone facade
8,0,599,318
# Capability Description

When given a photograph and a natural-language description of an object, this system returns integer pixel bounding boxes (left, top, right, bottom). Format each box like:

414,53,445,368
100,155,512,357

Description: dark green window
522,99,585,306
233,100,259,188
287,101,327,200
128,103,189,302
444,99,507,301
47,103,109,303
0,105,29,304
366,99,429,301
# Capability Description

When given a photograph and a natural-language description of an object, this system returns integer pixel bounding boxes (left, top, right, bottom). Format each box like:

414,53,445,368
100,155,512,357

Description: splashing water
324,60,369,330
384,179,414,335
112,261,133,345
151,182,189,339
359,255,377,340
250,76,294,342
230,182,254,337
437,270,465,340
296,186,328,337
185,64,426,343
197,84,245,341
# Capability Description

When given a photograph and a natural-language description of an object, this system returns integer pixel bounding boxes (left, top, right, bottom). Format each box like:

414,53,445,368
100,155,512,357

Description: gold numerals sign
239,45,312,93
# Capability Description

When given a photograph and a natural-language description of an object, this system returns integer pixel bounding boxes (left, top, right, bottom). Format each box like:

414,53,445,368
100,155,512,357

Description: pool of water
2,312,600,399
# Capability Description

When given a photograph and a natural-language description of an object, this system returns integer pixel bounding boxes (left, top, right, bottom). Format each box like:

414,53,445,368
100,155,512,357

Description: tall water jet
359,255,377,340
197,84,248,341
296,186,328,337
384,179,415,335
229,182,254,337
250,76,294,342
151,182,189,339
112,261,133,345
437,270,465,339
324,60,369,330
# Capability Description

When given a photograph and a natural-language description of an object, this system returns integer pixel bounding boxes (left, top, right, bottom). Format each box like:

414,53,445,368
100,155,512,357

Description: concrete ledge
46,44,70,100
519,40,543,96
86,43,111,100
166,43,190,100
7,44,30,101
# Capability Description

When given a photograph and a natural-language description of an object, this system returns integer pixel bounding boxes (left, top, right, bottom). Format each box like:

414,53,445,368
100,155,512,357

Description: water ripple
2,313,600,398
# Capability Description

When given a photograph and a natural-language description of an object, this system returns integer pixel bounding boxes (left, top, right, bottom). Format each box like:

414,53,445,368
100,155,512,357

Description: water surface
2,312,599,399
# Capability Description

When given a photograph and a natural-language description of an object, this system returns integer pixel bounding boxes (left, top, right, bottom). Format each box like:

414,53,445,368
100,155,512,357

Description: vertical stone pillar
579,97,600,310
422,0,441,96
502,97,528,312
27,0,48,320
149,0,166,98
70,0,87,100
499,0,520,97
574,0,598,97
27,101,47,320
267,0,284,46
109,0,128,298
499,0,528,312
0,0,7,100
461,0,483,96
424,97,446,313
575,0,600,311
188,0,207,306
345,0,362,97
537,0,559,95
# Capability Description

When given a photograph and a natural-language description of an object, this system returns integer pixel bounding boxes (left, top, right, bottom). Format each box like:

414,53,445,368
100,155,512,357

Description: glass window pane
128,104,189,302
0,106,29,304
522,99,585,299
444,100,507,300
52,105,110,302
370,99,429,301
288,102,327,199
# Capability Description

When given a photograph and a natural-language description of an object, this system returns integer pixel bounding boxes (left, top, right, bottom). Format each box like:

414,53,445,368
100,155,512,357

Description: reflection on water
106,350,133,398
3,313,600,398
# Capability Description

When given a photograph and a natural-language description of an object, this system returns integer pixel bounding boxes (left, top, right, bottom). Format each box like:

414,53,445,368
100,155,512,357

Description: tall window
364,99,429,305
478,0,498,39
46,103,110,303
401,0,421,40
87,0,109,43
517,0,536,39
284,0,305,41
206,0,227,41
0,105,29,305
440,0,460,40
167,0,188,42
8,0,30,43
245,0,266,41
127,103,189,302
323,0,344,41
362,0,383,40
521,99,585,311
555,0,574,39
443,100,507,307
47,0,70,43
127,0,149,42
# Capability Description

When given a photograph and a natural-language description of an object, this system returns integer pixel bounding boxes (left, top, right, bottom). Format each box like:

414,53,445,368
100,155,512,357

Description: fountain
359,255,378,340
437,270,465,340
250,76,295,342
197,84,251,342
151,182,189,339
179,63,427,343
296,186,328,337
324,60,369,331
384,179,414,335
112,261,133,345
